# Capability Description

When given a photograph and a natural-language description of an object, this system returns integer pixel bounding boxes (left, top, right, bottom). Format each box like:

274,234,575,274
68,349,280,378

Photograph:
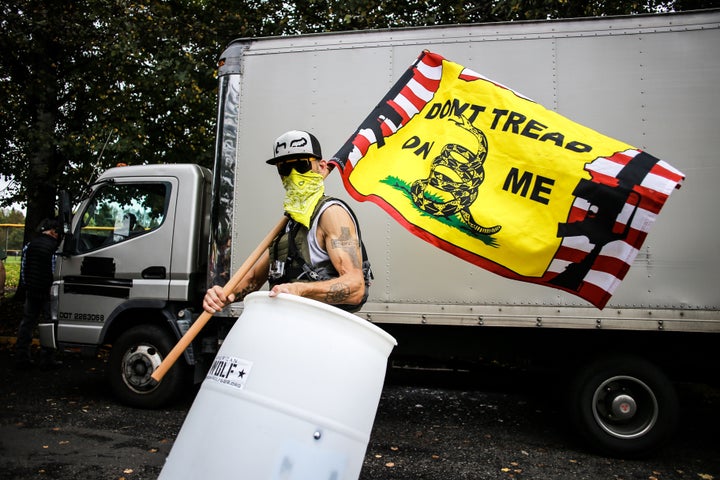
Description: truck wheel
108,324,187,409
569,354,678,457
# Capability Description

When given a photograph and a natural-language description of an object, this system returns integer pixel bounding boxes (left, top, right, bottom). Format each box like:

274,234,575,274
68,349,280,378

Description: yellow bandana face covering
282,170,325,227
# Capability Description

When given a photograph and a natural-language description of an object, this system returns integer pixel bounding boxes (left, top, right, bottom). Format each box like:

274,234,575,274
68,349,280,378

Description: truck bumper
40,282,60,349
38,322,57,349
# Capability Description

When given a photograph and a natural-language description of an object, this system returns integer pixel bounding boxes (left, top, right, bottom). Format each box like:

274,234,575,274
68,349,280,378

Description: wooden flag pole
151,216,289,383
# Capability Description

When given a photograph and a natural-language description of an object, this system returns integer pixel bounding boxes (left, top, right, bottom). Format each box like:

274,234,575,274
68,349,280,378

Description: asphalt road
1,344,719,480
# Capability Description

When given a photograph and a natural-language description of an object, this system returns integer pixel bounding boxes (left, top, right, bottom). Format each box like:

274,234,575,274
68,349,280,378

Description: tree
0,0,271,242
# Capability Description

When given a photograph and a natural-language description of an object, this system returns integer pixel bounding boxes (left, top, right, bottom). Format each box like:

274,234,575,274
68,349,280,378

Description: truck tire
569,354,679,457
108,324,188,409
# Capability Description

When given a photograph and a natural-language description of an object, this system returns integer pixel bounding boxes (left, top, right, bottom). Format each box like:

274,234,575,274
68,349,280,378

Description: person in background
15,218,63,369
203,130,371,314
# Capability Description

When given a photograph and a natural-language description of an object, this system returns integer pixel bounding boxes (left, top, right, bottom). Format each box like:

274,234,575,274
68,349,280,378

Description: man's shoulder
315,198,362,240
318,195,345,207
316,197,353,220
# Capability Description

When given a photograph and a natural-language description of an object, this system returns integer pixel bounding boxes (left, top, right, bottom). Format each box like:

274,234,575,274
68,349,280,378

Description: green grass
2,256,20,288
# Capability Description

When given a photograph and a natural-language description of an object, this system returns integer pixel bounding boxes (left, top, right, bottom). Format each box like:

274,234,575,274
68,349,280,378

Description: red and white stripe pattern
343,52,535,168
345,52,443,166
548,149,685,307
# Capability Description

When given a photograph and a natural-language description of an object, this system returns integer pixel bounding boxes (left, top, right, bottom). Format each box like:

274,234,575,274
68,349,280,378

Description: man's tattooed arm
236,279,261,301
330,227,361,268
325,282,351,304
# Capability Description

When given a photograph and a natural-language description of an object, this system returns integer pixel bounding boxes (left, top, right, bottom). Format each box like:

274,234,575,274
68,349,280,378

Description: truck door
56,178,176,345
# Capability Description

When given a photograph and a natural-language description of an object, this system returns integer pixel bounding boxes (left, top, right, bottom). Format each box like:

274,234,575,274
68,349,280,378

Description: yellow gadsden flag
330,51,684,309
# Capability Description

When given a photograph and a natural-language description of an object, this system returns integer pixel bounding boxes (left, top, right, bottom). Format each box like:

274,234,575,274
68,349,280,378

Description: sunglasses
276,159,313,176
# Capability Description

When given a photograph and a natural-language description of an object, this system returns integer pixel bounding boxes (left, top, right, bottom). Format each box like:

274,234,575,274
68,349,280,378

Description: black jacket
22,234,58,291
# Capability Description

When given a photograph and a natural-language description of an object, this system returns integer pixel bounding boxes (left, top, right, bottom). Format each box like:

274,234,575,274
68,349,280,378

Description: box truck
44,10,719,456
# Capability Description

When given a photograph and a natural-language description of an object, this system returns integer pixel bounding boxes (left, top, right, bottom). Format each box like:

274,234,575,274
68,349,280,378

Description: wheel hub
122,346,162,392
610,393,637,420
592,375,658,439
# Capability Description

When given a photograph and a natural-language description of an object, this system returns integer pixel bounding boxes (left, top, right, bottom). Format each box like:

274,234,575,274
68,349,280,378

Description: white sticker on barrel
206,355,253,390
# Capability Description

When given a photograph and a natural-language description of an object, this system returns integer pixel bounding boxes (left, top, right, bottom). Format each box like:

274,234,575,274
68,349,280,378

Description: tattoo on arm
325,282,350,304
236,279,260,301
330,227,361,268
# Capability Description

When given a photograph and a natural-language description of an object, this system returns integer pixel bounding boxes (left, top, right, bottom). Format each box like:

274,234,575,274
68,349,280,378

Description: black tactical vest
268,196,372,312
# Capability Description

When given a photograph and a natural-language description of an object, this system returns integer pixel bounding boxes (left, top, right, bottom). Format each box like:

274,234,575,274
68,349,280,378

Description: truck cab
42,163,214,407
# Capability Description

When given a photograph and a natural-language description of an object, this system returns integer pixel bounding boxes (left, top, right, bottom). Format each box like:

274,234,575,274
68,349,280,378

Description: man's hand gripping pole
151,216,289,383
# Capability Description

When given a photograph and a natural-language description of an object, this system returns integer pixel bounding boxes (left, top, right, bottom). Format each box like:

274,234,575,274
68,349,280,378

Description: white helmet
267,130,322,164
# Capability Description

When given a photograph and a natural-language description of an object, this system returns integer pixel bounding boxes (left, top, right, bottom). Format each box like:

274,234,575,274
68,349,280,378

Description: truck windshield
76,182,169,253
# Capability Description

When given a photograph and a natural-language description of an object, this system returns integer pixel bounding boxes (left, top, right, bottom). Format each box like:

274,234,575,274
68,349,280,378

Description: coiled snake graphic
411,116,501,236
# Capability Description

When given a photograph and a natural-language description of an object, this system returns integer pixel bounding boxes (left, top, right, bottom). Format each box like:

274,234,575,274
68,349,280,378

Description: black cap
267,130,322,165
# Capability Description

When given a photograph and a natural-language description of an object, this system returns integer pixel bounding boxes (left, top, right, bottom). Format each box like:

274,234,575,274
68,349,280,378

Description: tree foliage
0,0,272,240
491,0,716,20
0,0,715,241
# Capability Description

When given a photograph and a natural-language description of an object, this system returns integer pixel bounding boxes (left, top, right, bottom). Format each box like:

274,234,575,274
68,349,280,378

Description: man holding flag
203,130,372,314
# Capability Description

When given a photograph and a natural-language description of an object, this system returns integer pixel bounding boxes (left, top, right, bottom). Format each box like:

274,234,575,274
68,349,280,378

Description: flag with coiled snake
330,51,684,309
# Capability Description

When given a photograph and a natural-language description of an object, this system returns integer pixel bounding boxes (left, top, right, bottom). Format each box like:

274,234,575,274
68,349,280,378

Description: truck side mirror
61,232,76,257
58,190,75,257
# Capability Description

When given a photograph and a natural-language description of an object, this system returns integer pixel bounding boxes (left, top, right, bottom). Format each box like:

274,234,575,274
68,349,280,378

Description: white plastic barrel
159,292,397,480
